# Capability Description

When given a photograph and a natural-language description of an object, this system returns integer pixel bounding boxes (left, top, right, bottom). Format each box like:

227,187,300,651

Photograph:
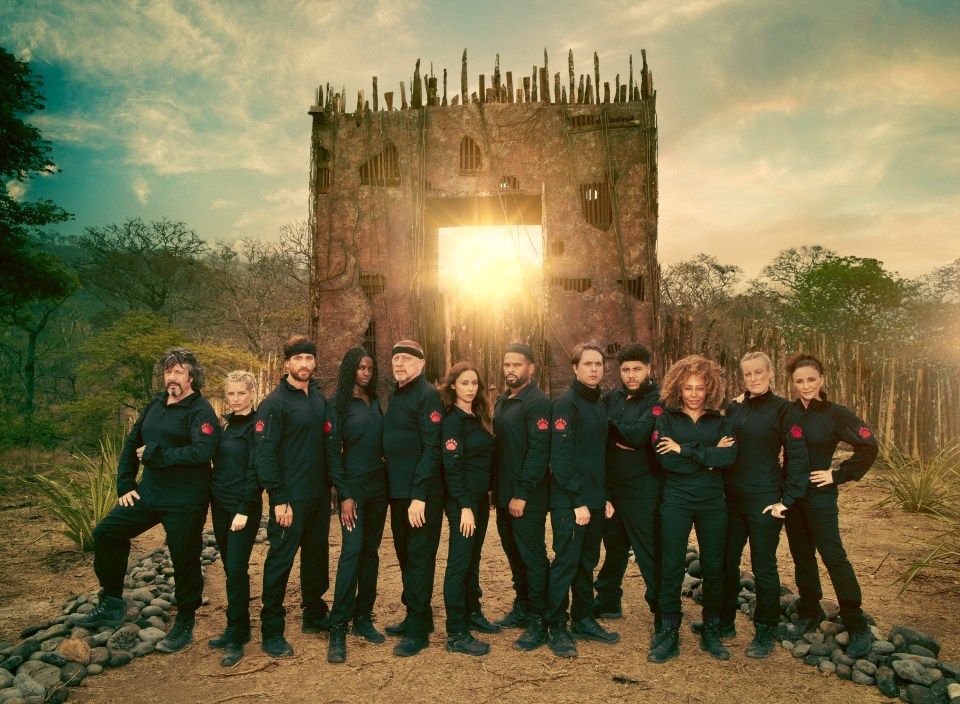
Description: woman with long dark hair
718,351,810,659
648,355,736,663
439,361,498,655
325,347,389,664
783,352,878,657
209,371,262,667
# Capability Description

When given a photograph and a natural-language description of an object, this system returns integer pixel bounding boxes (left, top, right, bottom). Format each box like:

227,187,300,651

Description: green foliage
896,520,960,595
875,440,960,519
21,435,122,551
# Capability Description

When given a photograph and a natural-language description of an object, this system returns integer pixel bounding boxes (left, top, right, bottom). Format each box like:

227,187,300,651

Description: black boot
261,635,294,658
469,611,501,634
393,633,429,657
691,620,736,638
219,642,244,667
327,624,347,663
650,613,664,649
302,609,331,634
745,623,776,659
547,623,578,658
648,614,680,664
570,616,620,643
384,618,407,636
446,632,490,656
155,615,195,654
846,627,873,658
789,605,826,638
513,615,548,652
496,599,530,629
352,616,386,643
69,594,125,629
210,631,252,649
699,621,731,660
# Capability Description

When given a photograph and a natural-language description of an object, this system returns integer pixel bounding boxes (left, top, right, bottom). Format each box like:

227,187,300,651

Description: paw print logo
651,430,659,443
255,419,265,433
200,422,214,435
323,421,332,433
790,425,803,439
536,418,549,431
554,417,567,431
445,438,458,451
857,426,872,439
652,405,663,416
429,410,442,423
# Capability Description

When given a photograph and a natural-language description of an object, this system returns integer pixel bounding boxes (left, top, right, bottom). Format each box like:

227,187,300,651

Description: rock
779,594,794,612
88,632,111,647
908,645,938,659
809,643,832,657
927,669,943,683
37,624,67,641
687,560,702,578
821,621,844,636
140,605,164,618
837,665,854,682
932,680,953,701
893,653,941,669
109,651,132,668
835,631,849,647
125,606,141,620
851,669,875,686
86,664,103,676
894,658,935,687
793,642,811,658
129,589,155,604
818,660,836,675
0,689,23,704
149,598,171,610
821,600,840,620
87,648,109,667
888,626,941,658
137,627,166,644
70,628,91,640
946,682,960,700
854,659,877,676
832,649,856,666
60,662,86,686
139,571,157,583
147,616,167,630
131,642,154,658
875,666,900,697
0,671,10,688
55,638,90,665
106,625,140,652
15,661,61,688
872,640,896,655
803,632,825,645
904,684,939,704
941,663,960,680
39,637,65,652
781,640,794,651
12,673,45,699
35,653,67,667
0,657,23,672
805,655,826,667
17,624,49,640
46,687,70,704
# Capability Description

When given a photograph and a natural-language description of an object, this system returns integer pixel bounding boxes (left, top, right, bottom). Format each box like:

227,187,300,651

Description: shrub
874,440,960,520
897,520,960,594
22,434,123,551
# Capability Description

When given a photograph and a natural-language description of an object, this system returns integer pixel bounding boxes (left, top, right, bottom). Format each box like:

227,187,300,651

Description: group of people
70,334,879,668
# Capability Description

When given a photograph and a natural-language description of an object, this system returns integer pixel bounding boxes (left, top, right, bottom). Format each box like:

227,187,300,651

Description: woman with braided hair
648,355,736,664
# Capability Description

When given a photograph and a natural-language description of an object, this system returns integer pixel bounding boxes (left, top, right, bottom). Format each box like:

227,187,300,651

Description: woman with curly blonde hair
648,355,736,664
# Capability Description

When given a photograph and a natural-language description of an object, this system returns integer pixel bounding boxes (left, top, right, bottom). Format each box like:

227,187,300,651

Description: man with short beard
492,343,552,651
71,347,220,654
255,335,330,658
381,339,444,657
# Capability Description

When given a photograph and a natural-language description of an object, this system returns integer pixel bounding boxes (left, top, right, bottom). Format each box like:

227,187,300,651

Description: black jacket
325,394,386,501
117,390,220,512
383,374,443,500
492,380,551,510
441,405,494,509
724,390,809,506
254,375,329,507
793,396,878,495
653,408,736,505
211,411,262,516
604,380,663,499
549,379,607,510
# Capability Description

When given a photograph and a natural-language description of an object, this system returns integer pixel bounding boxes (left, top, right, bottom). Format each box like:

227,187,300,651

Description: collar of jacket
500,379,539,402
393,373,425,394
743,389,774,404
572,378,602,403
623,378,655,398
225,410,256,425
157,389,202,408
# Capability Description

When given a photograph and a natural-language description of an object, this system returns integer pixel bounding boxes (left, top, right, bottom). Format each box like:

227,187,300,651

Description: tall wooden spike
531,66,538,102
543,48,549,102
593,52,600,104
400,81,407,110
372,77,378,111
493,54,501,102
442,68,448,106
568,49,575,104
412,59,422,108
479,74,485,103
461,48,468,104
629,54,634,103
577,74,585,103
615,74,620,103
506,71,514,103
554,73,560,105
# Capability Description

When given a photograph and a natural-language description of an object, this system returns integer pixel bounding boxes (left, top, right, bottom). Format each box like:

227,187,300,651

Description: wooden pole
400,81,407,110
461,48,468,104
593,52,600,104
442,68,448,106
506,71,514,103
494,54,501,102
372,77,378,111
568,49,575,104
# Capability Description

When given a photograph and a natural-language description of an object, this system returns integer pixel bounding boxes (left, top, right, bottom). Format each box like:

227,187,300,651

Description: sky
2,0,958,281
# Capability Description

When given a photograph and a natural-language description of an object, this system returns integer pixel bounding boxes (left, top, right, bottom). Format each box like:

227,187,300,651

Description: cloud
133,175,150,205
5,180,29,201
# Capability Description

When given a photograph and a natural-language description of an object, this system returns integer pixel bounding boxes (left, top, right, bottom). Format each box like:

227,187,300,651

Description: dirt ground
1,472,958,704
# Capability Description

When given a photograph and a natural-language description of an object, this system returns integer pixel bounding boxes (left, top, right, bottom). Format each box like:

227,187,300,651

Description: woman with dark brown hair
648,355,736,663
439,361,498,655
783,352,878,657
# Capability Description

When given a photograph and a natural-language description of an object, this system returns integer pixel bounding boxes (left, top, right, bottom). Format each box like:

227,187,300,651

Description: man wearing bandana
381,339,444,657
254,335,330,658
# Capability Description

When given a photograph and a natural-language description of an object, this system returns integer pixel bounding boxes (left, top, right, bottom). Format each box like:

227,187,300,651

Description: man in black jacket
255,335,330,658
71,348,220,654
492,343,552,651
382,339,444,657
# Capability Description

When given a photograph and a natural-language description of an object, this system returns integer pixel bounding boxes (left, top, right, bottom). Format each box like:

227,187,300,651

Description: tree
660,254,743,353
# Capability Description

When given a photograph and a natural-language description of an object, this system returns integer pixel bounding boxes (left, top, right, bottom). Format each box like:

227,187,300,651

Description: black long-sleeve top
793,396,878,495
604,380,663,499
325,394,386,501
211,411,262,516
383,373,443,500
724,390,810,506
492,380,551,510
549,379,607,510
441,405,494,509
254,375,329,507
117,391,220,512
653,408,736,506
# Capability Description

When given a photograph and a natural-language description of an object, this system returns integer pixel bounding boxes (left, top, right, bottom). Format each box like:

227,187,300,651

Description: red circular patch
652,405,663,416
858,426,872,439
201,422,214,435
255,419,265,433
554,417,567,431
429,410,442,423
651,430,659,443
323,420,332,433
790,425,803,439
445,438,458,451
536,418,549,431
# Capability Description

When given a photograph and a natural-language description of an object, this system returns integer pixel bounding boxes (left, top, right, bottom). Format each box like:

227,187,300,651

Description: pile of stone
682,545,960,704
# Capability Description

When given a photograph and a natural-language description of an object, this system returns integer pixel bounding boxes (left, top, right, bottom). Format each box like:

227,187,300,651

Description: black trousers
93,502,206,616
211,500,262,641
260,497,330,638
390,496,444,637
545,508,603,626
720,490,783,627
495,507,549,615
443,495,489,634
330,481,388,625
784,492,866,632
595,495,661,615
659,498,726,618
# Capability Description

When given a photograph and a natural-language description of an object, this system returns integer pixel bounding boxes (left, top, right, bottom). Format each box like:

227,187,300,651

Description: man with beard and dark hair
255,335,330,658
71,347,220,654
382,339,444,657
594,343,665,644
491,343,552,652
